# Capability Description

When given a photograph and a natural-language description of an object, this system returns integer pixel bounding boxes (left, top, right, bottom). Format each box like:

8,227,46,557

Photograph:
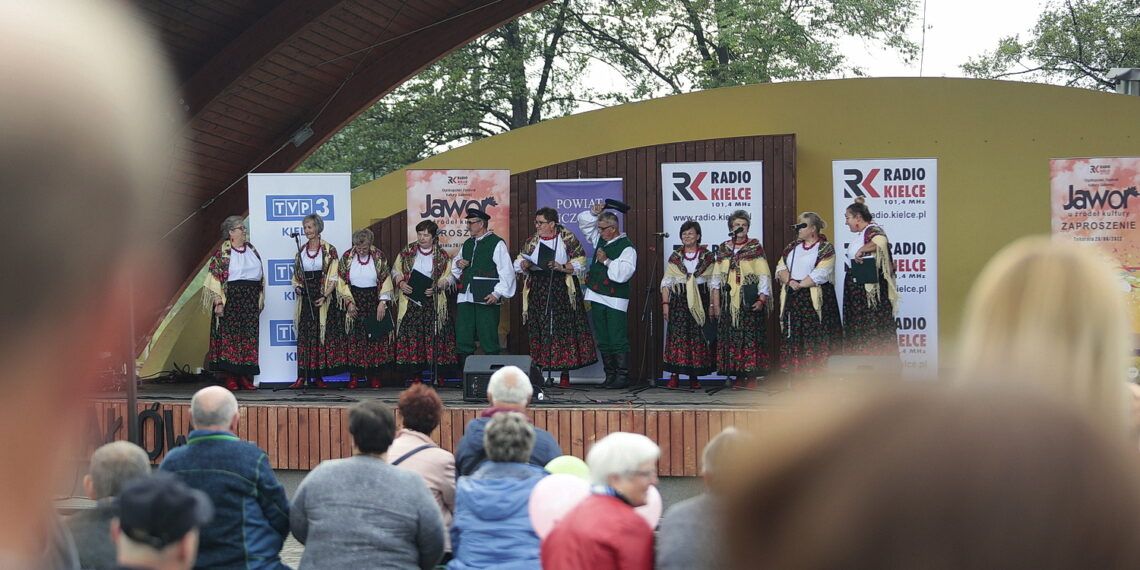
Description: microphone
789,223,807,231
653,231,670,238
728,227,744,237
286,230,301,238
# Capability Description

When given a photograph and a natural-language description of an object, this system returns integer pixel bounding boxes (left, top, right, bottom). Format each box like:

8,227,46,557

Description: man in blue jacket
455,366,562,478
160,386,290,569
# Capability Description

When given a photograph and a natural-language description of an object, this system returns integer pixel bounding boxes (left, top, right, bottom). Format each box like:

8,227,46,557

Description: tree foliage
300,0,920,186
962,0,1140,90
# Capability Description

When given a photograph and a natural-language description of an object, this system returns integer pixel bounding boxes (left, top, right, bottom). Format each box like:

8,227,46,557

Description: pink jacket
388,429,456,530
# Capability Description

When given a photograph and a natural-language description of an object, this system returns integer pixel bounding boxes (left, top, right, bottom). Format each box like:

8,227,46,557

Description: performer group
204,197,899,391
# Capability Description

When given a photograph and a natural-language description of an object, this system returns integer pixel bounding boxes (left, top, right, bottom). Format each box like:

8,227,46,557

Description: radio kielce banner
661,161,763,379
248,173,352,384
832,159,938,375
535,178,624,381
1050,157,1140,343
407,169,510,258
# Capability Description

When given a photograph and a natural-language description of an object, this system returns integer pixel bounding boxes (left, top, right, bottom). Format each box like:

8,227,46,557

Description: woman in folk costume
336,228,394,389
842,197,900,355
204,215,265,391
288,213,347,388
660,220,715,389
710,210,771,389
515,207,597,387
393,219,457,385
774,212,843,374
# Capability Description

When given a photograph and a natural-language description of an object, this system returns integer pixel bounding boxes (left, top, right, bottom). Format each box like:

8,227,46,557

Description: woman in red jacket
541,432,659,570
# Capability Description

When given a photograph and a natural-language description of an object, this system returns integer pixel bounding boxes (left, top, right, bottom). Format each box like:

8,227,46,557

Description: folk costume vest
587,236,633,300
457,233,504,294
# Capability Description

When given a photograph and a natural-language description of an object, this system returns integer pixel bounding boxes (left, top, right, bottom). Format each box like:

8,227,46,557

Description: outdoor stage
87,378,787,477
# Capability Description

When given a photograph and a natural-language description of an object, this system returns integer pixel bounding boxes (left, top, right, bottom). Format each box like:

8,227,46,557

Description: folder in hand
851,256,879,284
408,270,433,306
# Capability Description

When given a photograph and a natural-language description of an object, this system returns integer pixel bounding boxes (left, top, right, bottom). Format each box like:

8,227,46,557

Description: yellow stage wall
147,78,1140,373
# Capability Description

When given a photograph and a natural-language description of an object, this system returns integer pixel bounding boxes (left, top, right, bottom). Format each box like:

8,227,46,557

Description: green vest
587,235,633,299
458,232,503,292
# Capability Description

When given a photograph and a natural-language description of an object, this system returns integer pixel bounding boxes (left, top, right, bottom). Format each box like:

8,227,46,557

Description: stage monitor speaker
463,355,541,403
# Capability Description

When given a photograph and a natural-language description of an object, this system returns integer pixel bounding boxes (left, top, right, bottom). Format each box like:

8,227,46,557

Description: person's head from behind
586,432,660,507
398,383,444,435
486,366,533,410
700,427,747,495
112,473,213,570
0,0,177,557
190,386,240,432
957,236,1131,433
85,441,150,501
349,401,397,456
723,385,1140,569
484,412,535,464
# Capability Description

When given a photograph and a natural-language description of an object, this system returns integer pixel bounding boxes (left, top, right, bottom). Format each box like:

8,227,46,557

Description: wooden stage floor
87,378,793,477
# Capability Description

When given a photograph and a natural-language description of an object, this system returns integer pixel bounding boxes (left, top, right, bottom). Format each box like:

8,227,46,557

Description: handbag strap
391,444,434,466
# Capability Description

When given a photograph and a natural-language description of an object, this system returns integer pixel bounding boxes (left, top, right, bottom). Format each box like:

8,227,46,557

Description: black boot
610,352,631,390
599,354,617,389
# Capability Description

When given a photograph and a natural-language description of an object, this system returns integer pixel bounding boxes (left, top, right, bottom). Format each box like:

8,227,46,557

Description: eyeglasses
598,224,615,231
534,220,554,226
465,220,484,226
232,226,246,231
628,469,657,479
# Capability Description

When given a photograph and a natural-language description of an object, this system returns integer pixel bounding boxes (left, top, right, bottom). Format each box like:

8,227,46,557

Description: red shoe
730,377,742,391
411,372,423,385
312,378,327,388
559,371,571,387
368,376,381,388
288,377,306,389
347,377,358,389
745,377,757,389
224,374,239,391
666,373,679,389
689,378,702,389
237,375,257,390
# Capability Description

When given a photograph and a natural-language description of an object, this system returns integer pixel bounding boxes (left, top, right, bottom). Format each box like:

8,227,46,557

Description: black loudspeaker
463,355,541,403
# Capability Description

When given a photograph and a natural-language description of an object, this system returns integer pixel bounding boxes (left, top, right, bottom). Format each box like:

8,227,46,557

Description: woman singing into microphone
775,213,842,374
288,213,347,388
660,220,715,388
710,210,771,389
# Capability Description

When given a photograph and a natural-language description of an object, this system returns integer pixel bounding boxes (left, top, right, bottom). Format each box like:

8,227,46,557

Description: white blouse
227,246,263,281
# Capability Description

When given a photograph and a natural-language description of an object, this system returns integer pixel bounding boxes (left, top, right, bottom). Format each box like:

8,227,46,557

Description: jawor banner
406,169,510,258
1050,157,1140,342
832,159,938,375
248,173,352,384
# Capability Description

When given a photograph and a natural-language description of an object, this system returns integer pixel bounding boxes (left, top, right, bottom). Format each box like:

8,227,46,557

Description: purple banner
535,178,624,257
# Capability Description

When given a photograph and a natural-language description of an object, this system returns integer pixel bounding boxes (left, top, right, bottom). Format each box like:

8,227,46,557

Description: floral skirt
344,285,393,374
663,285,714,376
716,287,769,376
296,270,347,378
842,272,898,355
208,280,261,375
524,272,597,370
779,284,843,374
395,297,457,367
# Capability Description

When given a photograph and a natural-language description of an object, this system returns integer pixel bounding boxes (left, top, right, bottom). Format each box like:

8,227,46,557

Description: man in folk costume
452,208,516,368
579,199,637,389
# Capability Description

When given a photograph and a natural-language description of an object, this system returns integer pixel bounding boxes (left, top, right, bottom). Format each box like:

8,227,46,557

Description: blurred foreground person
957,236,1132,435
67,442,151,570
112,473,213,570
724,386,1140,569
449,412,547,569
0,0,177,566
542,432,659,570
656,428,746,570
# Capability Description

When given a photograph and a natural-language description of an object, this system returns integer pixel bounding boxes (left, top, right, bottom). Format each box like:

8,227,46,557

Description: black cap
604,199,631,214
465,208,491,221
118,473,213,549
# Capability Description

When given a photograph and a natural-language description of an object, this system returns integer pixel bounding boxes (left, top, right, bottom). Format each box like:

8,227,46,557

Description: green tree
962,0,1140,90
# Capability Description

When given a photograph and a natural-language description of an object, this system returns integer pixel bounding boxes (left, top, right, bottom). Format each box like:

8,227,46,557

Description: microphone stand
284,232,319,390
630,235,664,391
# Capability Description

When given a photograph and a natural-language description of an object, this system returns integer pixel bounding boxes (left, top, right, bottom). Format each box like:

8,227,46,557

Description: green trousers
456,302,501,354
591,303,630,354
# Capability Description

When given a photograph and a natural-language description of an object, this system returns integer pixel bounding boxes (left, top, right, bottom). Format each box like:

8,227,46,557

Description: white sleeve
578,209,600,245
492,241,516,298
607,246,637,283
759,274,771,296
809,265,830,285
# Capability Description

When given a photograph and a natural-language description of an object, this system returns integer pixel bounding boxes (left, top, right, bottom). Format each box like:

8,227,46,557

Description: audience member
0,0,177,566
389,384,456,551
449,412,547,569
291,400,445,569
455,366,562,477
67,442,152,569
159,386,290,569
723,386,1140,569
956,236,1132,435
656,427,745,570
112,472,213,570
542,432,659,570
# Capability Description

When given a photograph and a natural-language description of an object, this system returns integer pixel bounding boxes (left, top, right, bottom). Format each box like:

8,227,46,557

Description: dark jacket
159,429,290,569
449,462,547,569
455,409,563,478
65,501,116,569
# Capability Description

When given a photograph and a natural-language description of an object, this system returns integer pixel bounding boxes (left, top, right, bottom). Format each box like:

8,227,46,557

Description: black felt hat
465,208,491,221
118,473,213,549
604,199,631,214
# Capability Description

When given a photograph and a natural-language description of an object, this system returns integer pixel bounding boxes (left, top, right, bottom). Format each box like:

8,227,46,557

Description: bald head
190,387,239,431
486,366,533,408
